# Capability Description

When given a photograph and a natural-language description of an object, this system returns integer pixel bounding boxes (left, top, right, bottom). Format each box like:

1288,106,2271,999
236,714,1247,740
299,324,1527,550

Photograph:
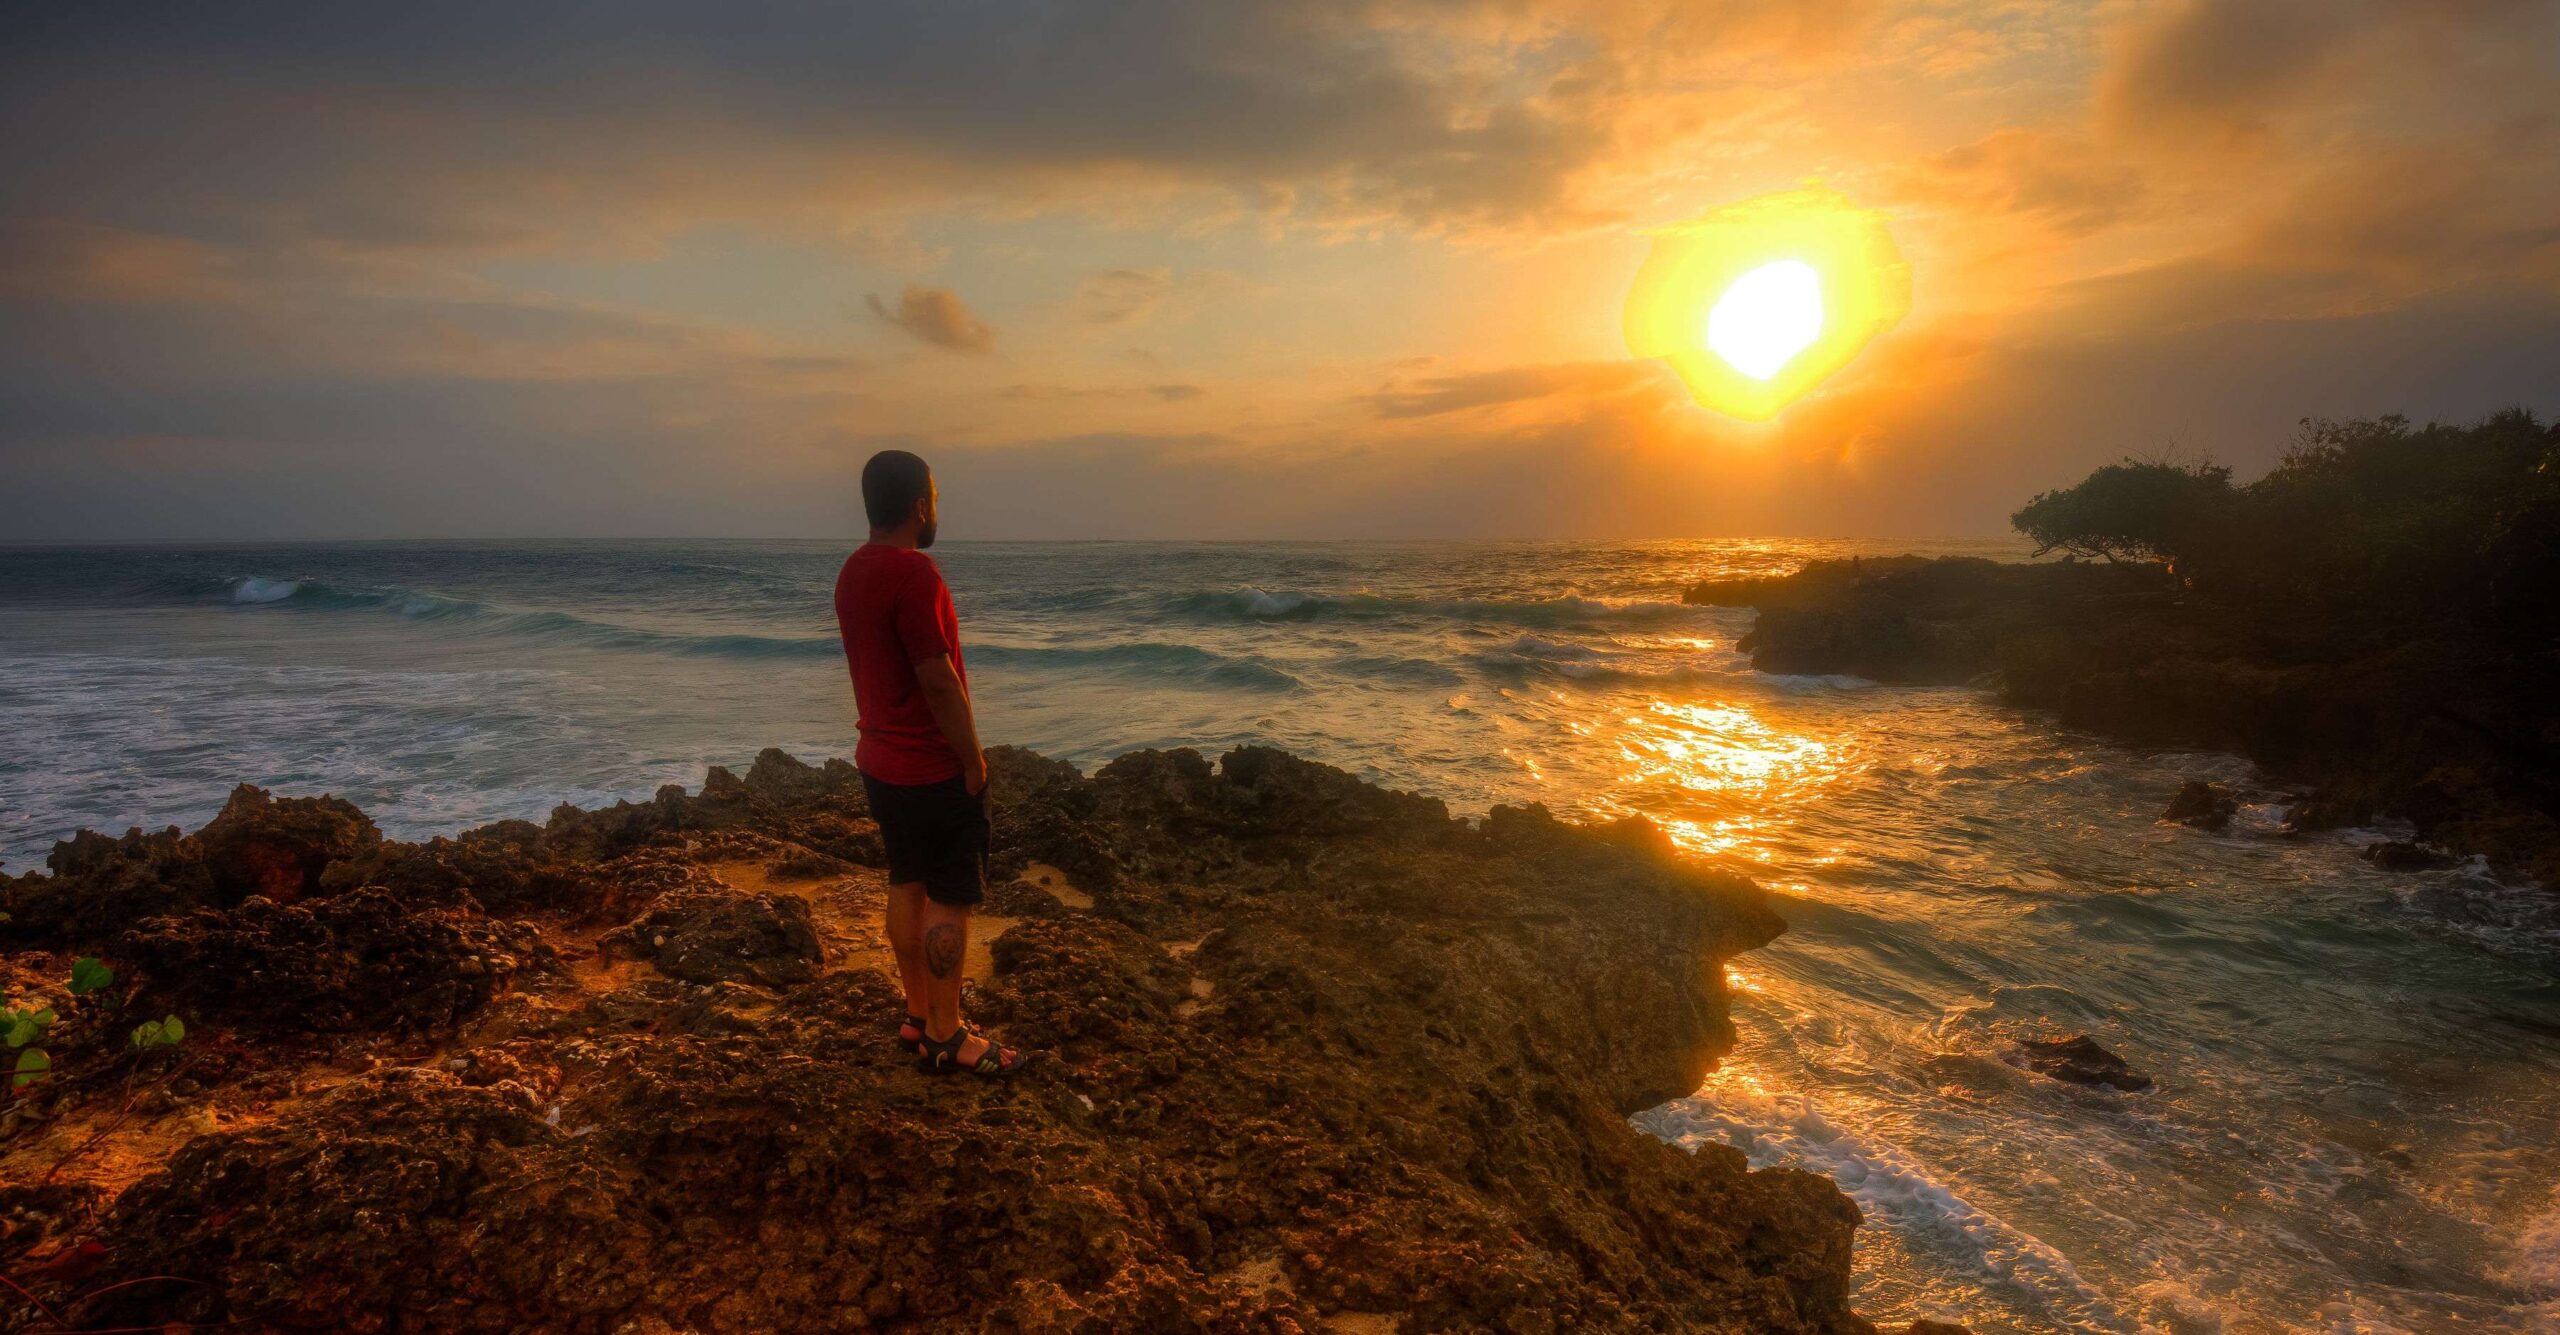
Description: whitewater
2,538,2555,1333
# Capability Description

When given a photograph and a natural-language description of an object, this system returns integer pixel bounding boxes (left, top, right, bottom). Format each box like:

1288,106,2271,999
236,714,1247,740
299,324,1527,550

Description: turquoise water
1,539,2554,1332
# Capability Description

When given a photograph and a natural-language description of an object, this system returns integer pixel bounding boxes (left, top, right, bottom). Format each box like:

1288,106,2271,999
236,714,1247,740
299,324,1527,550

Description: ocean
2,538,2556,1333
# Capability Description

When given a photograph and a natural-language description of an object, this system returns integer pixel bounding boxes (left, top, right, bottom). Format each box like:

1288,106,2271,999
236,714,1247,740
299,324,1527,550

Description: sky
2,0,2556,541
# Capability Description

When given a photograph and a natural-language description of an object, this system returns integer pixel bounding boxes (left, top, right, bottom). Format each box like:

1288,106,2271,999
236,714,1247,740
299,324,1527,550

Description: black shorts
860,771,991,908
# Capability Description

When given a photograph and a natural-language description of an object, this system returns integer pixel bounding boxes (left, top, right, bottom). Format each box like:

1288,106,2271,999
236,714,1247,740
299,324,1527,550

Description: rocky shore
1,746,1950,1333
1688,556,2560,886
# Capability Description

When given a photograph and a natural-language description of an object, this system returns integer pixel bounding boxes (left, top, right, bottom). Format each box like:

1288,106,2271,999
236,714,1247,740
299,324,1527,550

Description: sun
1624,187,1909,420
1706,259,1824,382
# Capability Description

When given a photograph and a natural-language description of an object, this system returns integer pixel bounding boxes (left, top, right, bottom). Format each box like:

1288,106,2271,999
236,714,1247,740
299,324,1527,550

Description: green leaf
130,1015,189,1051
3,1008,54,1049
12,1047,49,1089
69,956,114,995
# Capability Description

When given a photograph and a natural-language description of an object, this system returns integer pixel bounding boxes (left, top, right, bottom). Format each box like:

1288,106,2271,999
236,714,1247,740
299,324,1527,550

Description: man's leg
916,896,998,1064
885,880,932,1023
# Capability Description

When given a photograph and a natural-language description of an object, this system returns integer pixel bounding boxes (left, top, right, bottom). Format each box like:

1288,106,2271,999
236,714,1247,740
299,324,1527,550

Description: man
834,449,1028,1078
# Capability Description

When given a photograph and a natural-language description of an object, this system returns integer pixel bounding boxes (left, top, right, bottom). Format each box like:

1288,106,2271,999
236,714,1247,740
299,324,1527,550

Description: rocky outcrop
0,748,1949,1334
2004,1035,2154,1093
2161,782,2237,831
1689,557,2560,887
2361,839,2455,871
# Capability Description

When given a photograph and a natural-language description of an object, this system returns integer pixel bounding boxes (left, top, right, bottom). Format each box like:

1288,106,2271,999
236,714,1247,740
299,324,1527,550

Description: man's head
862,449,938,548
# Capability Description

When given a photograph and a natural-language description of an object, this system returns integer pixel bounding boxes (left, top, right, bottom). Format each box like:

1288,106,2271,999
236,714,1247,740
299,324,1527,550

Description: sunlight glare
1623,186,1908,420
1706,260,1824,381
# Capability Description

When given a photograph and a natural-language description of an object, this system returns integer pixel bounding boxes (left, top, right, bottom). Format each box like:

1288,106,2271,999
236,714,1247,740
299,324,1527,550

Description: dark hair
861,449,933,528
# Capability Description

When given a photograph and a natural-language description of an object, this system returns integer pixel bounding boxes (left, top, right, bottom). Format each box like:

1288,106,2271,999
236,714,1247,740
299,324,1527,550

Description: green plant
69,956,114,995
5,1001,55,1090
129,1015,187,1051
5,957,186,1093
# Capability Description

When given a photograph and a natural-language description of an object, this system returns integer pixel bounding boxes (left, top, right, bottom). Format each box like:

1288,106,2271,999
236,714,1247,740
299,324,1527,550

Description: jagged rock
194,784,380,904
2006,1035,2154,1092
322,833,611,918
741,747,829,803
697,765,750,806
120,886,555,1033
987,745,1121,891
2362,839,2454,871
8,747,1926,1334
2162,781,2238,831
602,887,824,988
3,826,211,945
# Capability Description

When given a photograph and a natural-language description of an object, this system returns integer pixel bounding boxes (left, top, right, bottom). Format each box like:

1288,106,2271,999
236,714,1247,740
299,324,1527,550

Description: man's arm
913,654,988,793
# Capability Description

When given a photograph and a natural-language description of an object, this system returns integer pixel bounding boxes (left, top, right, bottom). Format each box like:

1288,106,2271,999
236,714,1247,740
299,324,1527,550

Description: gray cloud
0,0,1734,249
866,286,995,354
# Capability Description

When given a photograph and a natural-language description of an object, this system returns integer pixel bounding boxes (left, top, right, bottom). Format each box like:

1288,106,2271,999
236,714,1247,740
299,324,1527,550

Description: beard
917,518,939,549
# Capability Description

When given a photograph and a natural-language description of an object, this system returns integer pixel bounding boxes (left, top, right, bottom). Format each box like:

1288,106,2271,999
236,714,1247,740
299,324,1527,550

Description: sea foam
1638,1087,2139,1334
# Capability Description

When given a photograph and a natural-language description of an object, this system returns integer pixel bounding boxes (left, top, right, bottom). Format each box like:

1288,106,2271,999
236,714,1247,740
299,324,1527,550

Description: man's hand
913,654,989,795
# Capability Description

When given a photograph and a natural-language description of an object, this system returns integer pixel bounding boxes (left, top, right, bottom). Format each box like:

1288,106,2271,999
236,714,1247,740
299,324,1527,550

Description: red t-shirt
834,543,968,785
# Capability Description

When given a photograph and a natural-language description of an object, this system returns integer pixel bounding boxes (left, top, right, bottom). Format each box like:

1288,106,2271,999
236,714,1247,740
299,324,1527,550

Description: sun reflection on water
1597,698,1856,858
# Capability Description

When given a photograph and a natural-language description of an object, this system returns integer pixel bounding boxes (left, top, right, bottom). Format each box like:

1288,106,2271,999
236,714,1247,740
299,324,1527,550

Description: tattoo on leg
925,922,963,979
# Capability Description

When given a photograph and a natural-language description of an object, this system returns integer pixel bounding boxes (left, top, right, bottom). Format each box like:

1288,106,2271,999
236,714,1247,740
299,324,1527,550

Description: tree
2010,459,2234,569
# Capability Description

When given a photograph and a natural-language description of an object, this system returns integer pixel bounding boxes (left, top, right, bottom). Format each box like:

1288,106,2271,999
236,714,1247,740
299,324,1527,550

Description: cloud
1364,362,1662,418
2095,0,2559,145
2096,0,2356,139
0,1,2554,542
0,220,242,305
995,381,1206,403
865,286,995,354
1075,269,1174,324
0,0,1909,253
1886,130,2147,238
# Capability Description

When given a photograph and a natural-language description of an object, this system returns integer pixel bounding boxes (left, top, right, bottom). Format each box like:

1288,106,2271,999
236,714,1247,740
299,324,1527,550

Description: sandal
916,1028,1030,1080
896,1014,977,1055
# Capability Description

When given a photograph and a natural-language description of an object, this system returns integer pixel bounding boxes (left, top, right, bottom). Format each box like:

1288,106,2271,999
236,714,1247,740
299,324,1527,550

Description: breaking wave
207,576,839,660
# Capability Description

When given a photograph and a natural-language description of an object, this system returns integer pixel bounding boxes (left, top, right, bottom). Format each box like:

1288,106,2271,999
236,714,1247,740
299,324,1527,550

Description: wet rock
2006,1035,2153,1092
2162,781,2238,831
602,887,824,988
2284,790,2376,834
2361,839,2455,871
121,886,556,1034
